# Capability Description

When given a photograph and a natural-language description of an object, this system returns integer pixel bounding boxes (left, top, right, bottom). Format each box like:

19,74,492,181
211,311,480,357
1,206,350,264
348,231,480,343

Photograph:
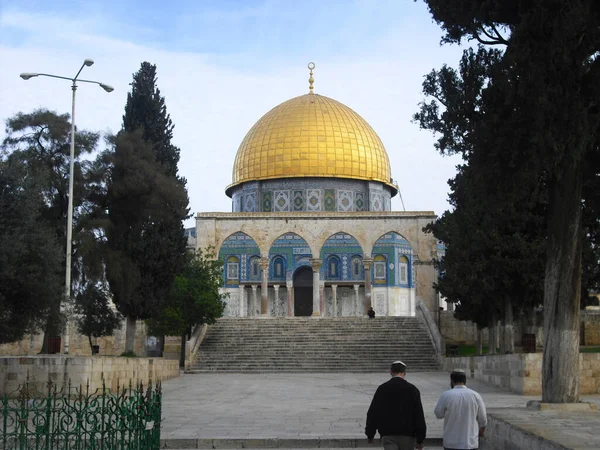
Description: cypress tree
107,62,189,353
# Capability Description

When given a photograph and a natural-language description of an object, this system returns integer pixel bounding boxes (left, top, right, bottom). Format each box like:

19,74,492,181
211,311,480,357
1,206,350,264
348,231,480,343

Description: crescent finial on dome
308,62,315,93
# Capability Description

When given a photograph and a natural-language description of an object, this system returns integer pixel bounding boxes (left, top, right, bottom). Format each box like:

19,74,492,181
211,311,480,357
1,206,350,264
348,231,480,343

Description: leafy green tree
74,284,122,353
420,0,600,402
0,155,63,344
147,248,227,367
1,109,100,351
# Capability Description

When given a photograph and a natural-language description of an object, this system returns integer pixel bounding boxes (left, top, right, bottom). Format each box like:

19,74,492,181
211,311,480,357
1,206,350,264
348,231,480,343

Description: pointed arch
268,232,311,281
372,232,414,287
320,232,364,282
218,231,260,286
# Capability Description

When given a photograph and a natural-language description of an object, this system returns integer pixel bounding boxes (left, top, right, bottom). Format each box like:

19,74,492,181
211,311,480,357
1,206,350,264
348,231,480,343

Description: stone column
239,285,246,317
286,280,294,317
310,258,322,317
353,284,360,316
319,281,325,317
251,285,258,317
273,285,280,316
259,257,270,316
363,258,373,315
331,284,338,318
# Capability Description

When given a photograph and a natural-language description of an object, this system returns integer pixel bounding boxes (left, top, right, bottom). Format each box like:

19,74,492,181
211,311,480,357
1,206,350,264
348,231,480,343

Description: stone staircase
188,317,441,373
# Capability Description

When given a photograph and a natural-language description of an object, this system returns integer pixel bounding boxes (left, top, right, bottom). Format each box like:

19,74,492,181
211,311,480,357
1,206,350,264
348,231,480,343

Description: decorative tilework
354,192,365,211
337,190,353,212
262,191,272,212
243,192,257,212
274,190,290,212
324,189,335,211
292,190,304,211
370,192,383,211
307,189,322,211
233,195,241,212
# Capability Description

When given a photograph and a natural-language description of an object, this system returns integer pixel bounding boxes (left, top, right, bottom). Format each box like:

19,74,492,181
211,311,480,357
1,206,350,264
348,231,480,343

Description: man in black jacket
365,361,426,450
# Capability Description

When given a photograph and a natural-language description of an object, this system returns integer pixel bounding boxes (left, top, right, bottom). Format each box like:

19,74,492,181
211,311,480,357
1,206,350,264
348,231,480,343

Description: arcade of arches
196,212,439,317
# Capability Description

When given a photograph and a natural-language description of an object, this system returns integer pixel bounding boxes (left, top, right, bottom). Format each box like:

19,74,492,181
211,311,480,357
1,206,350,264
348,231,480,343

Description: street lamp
20,59,113,354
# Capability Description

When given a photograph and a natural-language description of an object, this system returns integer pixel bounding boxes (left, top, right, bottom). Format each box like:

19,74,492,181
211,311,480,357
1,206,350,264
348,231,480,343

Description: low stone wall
444,353,600,395
582,310,600,345
440,310,600,347
0,319,149,357
0,356,180,397
480,412,566,450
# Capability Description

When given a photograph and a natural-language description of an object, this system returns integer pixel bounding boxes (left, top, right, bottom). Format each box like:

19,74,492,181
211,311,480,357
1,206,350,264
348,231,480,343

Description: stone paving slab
160,372,600,449
160,372,541,440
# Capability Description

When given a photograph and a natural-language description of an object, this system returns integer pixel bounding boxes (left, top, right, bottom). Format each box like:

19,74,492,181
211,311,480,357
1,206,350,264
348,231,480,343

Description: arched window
327,256,341,279
272,256,285,280
249,256,261,281
399,255,409,284
352,256,362,279
227,256,239,283
374,255,387,283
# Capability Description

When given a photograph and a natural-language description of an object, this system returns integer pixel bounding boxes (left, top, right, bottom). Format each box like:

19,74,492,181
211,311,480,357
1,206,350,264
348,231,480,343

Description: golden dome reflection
226,93,395,196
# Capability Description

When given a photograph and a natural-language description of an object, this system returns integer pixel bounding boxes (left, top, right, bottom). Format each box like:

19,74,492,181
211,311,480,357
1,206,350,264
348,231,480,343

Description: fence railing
1,377,162,450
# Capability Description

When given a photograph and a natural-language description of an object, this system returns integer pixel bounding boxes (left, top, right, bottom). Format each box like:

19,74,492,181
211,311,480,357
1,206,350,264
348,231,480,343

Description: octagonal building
194,66,439,318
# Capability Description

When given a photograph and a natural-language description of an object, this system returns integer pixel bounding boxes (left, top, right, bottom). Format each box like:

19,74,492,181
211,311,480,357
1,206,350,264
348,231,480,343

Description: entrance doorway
293,266,313,316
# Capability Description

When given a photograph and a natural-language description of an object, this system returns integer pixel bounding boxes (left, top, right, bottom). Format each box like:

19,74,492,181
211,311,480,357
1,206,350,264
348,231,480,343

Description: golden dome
227,93,395,195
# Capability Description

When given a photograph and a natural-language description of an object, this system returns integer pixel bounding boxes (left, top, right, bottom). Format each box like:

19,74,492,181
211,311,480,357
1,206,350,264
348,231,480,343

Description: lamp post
20,59,113,354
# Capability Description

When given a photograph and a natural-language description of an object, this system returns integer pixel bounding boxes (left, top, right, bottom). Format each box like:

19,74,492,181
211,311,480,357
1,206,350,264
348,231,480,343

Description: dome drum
230,178,393,212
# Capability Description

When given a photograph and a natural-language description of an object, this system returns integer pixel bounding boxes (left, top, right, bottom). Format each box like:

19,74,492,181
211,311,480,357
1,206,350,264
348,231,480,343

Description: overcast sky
0,0,466,227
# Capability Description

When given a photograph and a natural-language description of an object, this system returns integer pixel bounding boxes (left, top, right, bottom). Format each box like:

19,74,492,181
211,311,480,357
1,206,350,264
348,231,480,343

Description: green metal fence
1,377,162,450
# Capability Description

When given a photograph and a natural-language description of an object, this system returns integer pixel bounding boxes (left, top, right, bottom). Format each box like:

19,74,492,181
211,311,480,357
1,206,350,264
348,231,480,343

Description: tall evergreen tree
106,62,189,353
420,0,600,402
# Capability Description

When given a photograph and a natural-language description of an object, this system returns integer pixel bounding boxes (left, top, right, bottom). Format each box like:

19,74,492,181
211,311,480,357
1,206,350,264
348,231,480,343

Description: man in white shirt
434,370,487,450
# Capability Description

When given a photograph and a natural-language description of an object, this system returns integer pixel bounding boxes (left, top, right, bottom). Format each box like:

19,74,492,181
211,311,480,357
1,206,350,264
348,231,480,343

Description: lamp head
99,83,114,93
20,73,39,80
84,59,94,67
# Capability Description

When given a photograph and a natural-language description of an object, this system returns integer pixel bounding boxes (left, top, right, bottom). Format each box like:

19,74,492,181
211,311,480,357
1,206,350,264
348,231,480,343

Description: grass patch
120,351,137,357
580,346,600,353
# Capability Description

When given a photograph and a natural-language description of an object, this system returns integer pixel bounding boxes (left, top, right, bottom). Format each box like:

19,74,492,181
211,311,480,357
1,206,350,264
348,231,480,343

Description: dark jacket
365,376,426,444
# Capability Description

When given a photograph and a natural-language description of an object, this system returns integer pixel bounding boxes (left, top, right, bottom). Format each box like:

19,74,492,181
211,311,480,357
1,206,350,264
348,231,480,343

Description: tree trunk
88,335,94,354
40,301,63,354
504,300,514,354
542,166,583,403
488,310,497,355
179,334,186,368
500,306,507,354
125,315,137,354
476,327,483,356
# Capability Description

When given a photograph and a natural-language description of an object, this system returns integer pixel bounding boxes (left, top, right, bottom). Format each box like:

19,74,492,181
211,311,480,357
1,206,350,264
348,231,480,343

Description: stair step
189,317,440,373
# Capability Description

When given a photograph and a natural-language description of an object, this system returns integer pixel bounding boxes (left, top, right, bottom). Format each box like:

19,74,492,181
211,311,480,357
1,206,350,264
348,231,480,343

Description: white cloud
0,5,464,227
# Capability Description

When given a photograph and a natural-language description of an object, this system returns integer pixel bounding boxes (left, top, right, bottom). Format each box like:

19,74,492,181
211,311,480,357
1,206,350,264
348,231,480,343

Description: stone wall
0,319,148,357
0,356,180,397
444,353,600,395
582,310,600,345
441,310,600,347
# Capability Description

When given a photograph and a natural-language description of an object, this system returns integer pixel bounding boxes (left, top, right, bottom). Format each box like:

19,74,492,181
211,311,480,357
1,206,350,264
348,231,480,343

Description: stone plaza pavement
159,371,600,449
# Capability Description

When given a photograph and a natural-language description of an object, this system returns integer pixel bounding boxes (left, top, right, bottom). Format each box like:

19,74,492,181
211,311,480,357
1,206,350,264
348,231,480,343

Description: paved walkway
158,371,600,448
